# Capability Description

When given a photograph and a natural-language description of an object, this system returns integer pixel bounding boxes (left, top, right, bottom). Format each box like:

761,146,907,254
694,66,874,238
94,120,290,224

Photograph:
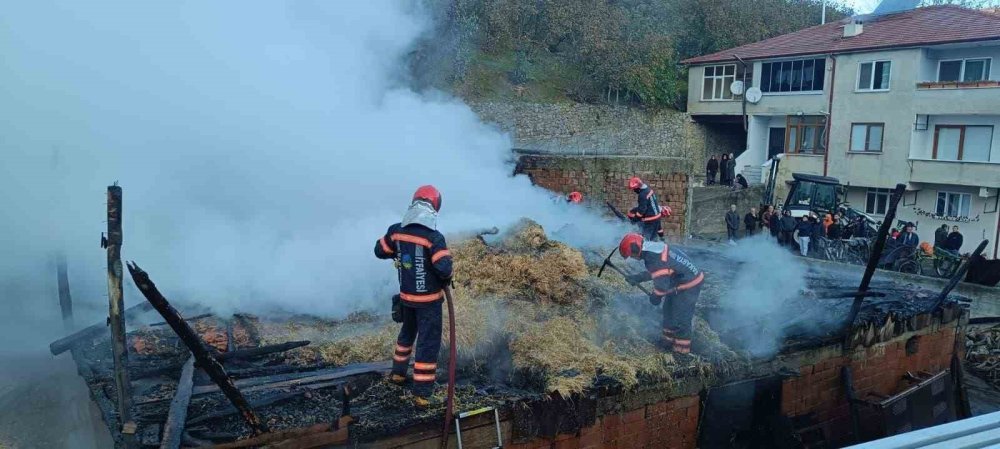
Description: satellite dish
729,80,745,96
745,87,762,104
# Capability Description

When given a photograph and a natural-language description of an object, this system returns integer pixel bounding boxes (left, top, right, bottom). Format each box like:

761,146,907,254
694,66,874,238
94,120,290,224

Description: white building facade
683,6,1000,257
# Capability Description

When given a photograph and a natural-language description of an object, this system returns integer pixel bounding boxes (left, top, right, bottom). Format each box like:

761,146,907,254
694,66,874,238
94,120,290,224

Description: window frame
937,57,993,82
760,58,826,94
936,191,972,218
932,125,995,162
702,64,737,101
866,188,891,215
856,60,892,92
785,116,828,155
849,122,885,153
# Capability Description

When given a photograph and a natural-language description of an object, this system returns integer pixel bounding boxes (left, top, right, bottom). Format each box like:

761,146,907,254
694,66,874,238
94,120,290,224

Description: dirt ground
0,353,112,449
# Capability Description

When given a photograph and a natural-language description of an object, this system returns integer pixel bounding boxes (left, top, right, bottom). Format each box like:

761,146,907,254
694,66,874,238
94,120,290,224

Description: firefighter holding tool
626,176,666,241
618,232,704,354
374,185,453,407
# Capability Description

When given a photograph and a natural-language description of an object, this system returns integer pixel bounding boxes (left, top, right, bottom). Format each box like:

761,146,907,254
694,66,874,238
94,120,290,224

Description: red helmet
628,177,643,190
567,191,583,203
661,205,672,218
412,185,442,212
618,233,644,259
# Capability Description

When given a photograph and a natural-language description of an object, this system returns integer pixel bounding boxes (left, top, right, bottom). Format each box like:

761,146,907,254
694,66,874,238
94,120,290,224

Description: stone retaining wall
515,154,689,238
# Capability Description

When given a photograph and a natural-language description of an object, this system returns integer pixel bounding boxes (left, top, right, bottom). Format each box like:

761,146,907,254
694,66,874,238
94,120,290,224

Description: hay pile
273,219,743,396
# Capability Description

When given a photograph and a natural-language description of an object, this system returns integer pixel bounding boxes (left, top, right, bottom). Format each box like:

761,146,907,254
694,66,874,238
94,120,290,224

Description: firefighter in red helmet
626,177,665,241
618,233,704,354
374,185,452,407
567,191,583,204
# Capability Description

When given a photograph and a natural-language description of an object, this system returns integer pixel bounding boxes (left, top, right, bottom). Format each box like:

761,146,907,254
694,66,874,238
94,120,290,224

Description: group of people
934,224,965,253
725,205,860,256
706,153,745,188
377,178,702,405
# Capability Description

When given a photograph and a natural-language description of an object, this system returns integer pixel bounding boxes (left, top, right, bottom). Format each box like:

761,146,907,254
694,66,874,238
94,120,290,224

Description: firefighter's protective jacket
375,221,453,308
635,241,704,297
627,184,663,223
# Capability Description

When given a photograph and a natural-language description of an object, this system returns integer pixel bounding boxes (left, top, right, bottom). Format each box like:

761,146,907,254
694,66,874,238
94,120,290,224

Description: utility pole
822,0,827,24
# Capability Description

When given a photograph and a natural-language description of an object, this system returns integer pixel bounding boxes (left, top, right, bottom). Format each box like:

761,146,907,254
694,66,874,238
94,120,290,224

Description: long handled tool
596,248,652,296
440,286,458,449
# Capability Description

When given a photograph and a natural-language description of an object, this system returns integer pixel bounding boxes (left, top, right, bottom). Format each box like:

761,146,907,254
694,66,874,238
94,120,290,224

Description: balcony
913,81,1000,115
909,159,1000,188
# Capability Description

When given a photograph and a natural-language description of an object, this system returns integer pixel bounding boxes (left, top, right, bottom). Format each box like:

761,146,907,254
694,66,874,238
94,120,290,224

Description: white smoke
718,235,809,357
0,0,626,336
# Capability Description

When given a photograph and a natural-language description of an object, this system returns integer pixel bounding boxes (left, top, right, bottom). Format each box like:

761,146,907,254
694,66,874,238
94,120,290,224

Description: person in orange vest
618,233,705,354
374,185,453,407
626,177,665,241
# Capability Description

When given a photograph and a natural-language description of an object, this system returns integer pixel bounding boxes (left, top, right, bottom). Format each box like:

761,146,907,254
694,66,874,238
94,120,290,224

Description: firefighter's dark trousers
661,283,701,354
640,219,664,241
392,303,442,398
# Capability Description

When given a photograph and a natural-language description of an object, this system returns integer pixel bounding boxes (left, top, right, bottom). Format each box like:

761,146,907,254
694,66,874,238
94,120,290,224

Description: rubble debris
966,324,1000,388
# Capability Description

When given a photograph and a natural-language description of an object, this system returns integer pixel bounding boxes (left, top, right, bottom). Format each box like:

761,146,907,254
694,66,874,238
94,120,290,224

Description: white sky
843,0,880,14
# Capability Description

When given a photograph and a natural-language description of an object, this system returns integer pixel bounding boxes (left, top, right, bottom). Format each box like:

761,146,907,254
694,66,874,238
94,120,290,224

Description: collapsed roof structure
53,218,978,448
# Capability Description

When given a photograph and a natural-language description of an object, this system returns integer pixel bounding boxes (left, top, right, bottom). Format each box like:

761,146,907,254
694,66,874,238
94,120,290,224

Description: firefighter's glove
625,273,646,286
648,293,663,307
391,294,403,323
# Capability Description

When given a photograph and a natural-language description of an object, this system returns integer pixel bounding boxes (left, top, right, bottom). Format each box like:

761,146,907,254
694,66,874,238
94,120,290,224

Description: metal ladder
454,406,502,449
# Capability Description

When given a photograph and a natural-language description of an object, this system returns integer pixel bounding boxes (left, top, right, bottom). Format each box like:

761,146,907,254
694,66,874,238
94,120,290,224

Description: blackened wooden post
843,183,906,337
56,252,74,330
127,262,267,435
105,185,135,441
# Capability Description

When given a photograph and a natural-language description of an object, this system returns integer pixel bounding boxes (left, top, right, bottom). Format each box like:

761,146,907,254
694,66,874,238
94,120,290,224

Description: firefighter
374,185,453,407
626,177,665,241
618,233,704,354
567,191,583,204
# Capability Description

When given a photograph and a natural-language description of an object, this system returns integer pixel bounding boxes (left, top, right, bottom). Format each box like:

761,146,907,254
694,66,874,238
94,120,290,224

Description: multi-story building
682,5,1000,257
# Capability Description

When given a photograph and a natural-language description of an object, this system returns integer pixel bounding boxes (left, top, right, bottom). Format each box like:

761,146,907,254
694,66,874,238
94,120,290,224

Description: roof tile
681,6,1000,65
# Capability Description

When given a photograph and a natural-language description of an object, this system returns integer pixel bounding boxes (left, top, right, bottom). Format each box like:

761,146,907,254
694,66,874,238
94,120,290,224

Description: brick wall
516,154,689,238
780,324,960,447
507,395,700,449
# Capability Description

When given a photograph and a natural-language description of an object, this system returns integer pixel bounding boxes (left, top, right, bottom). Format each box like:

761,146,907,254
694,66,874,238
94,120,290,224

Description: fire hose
440,286,458,449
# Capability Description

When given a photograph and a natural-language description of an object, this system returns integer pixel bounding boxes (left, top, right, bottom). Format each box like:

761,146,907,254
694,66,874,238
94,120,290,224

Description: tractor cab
783,173,842,218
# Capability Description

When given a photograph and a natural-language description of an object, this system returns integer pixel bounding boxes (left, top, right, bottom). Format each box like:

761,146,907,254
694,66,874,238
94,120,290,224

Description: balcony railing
917,80,1000,89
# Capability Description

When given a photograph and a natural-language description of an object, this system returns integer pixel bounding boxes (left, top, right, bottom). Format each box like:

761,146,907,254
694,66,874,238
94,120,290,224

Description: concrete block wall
516,154,689,238
689,185,765,237
507,395,701,449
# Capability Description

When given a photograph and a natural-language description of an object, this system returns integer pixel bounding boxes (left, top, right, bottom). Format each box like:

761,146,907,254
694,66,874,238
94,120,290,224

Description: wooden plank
191,361,391,396
49,302,154,355
105,184,135,445
217,340,311,361
127,262,267,436
56,252,74,331
160,356,195,449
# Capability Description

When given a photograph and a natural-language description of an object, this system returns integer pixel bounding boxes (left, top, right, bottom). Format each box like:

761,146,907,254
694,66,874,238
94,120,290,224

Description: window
933,125,994,162
936,192,971,218
938,58,992,82
857,61,891,91
703,64,736,100
866,188,891,215
850,123,884,152
786,116,827,154
760,58,825,93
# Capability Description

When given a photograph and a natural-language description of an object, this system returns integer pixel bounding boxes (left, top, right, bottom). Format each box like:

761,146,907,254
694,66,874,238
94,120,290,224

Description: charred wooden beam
126,262,267,436
149,313,212,327
49,302,154,355
216,340,310,362
105,185,135,445
186,390,304,427
160,356,195,449
191,360,391,396
56,252,74,331
843,183,906,337
203,420,351,449
932,239,989,310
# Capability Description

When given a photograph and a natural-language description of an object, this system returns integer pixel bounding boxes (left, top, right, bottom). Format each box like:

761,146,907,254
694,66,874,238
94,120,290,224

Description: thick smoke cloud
0,1,627,341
